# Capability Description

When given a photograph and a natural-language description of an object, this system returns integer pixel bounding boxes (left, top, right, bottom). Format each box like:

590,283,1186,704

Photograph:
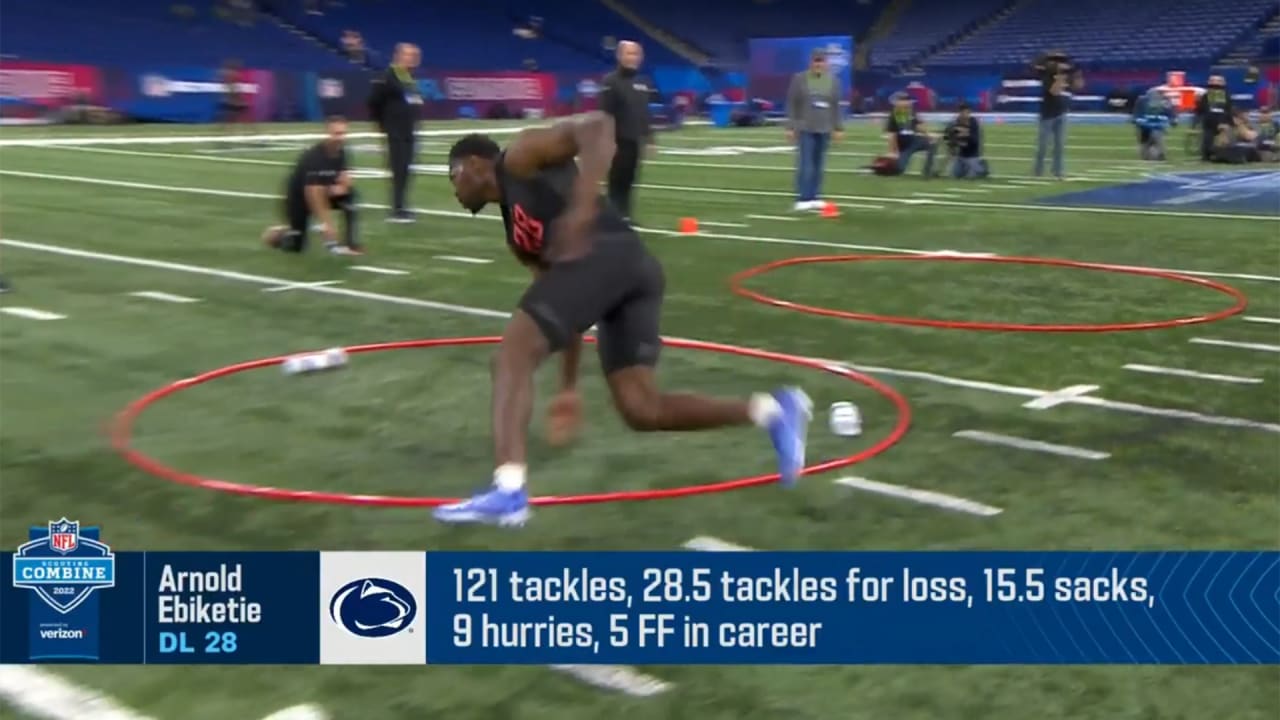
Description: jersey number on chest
512,204,545,253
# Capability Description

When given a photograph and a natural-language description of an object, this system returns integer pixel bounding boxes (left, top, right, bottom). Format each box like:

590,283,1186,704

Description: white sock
748,393,782,428
494,463,526,492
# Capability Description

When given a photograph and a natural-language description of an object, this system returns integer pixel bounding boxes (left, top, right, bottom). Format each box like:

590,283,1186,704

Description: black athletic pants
386,133,415,213
281,187,360,252
607,138,640,220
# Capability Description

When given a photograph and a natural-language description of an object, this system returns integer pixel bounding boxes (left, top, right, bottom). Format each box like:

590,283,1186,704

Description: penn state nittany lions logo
13,519,115,614
329,578,417,638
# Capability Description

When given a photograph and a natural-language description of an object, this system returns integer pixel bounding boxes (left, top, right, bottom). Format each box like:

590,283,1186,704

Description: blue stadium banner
3,525,1277,665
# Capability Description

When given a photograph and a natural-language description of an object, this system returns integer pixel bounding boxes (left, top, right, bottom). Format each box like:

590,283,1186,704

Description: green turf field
0,119,1277,720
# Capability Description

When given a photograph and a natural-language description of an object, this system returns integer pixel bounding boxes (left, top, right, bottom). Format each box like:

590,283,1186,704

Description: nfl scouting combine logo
12,519,115,661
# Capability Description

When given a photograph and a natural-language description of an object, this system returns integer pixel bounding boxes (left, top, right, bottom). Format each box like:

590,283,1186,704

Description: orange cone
820,202,840,218
678,217,699,234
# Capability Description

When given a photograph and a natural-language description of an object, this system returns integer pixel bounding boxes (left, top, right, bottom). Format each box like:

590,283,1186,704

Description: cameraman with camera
1033,50,1083,179
1194,75,1232,162
944,103,987,178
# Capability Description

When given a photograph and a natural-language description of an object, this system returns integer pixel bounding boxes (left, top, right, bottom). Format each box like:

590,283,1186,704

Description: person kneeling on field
944,103,988,179
883,93,937,177
262,115,364,256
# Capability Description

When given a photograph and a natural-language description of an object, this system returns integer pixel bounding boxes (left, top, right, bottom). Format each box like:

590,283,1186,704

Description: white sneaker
793,201,811,212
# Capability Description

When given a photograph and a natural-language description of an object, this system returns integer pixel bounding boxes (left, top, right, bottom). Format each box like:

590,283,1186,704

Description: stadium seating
929,0,1279,67
614,0,888,65
867,0,1013,69
0,0,349,71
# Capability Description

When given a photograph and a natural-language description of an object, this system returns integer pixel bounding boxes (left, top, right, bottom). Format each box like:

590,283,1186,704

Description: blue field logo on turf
12,519,114,660
1040,170,1280,215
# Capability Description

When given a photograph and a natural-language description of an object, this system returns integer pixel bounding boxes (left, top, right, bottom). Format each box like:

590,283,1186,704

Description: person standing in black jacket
368,43,422,223
600,41,654,223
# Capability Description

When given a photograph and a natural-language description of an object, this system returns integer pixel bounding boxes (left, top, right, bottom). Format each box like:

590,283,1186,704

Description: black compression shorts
518,232,665,375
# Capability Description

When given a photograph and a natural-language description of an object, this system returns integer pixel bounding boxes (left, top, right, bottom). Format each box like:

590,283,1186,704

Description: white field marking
1022,384,1100,410
128,290,200,303
0,126,531,147
351,265,410,276
6,237,1279,434
697,220,750,227
1004,179,1052,186
836,202,887,210
745,213,800,221
259,705,330,720
925,249,997,257
1243,316,1280,325
548,666,673,697
263,280,344,292
683,536,754,552
0,307,65,320
953,430,1110,460
946,187,992,194
912,192,964,199
0,665,330,720
0,666,154,720
1190,337,1280,353
1122,364,1262,385
6,169,1278,283
833,476,1002,517
434,255,493,264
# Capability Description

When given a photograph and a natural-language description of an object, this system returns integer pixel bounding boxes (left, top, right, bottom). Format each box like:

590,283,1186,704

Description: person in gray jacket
786,48,844,211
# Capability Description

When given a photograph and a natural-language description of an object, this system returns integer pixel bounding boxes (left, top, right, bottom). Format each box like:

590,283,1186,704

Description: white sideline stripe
697,220,750,227
129,290,200,303
548,666,673,697
1190,337,1280,353
351,265,410,276
1123,364,1262,384
954,430,1110,460
1,307,65,320
1022,384,1100,410
434,255,493,264
945,188,991,194
745,214,799,221
1004,179,1052,186
0,126,531,147
263,280,344,292
1243,316,1280,325
833,476,1003,517
3,169,1278,284
911,192,963,199
5,238,1278,434
836,202,887,210
683,536,755,552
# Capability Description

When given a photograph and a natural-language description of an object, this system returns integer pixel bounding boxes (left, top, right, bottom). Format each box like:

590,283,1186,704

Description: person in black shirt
433,112,811,526
1194,75,1232,162
884,93,937,177
367,43,422,222
261,116,362,256
600,41,655,222
1032,51,1082,178
946,103,987,178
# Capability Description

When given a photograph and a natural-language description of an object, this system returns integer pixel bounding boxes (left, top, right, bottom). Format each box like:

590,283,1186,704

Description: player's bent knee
618,401,662,432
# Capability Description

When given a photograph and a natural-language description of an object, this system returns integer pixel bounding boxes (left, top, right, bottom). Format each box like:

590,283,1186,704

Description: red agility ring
730,254,1248,332
110,336,911,507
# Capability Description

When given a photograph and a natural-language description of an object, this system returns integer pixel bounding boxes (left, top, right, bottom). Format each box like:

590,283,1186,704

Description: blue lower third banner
1,526,1277,664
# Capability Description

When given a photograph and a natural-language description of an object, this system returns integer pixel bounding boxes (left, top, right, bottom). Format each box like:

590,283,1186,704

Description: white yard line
4,169,1277,283
434,255,493,264
1022,384,1100,410
833,476,1002,516
1190,337,1280,353
128,291,200,303
1122,364,1262,384
1242,316,1280,325
696,220,750,228
263,280,344,293
745,214,800,221
351,265,410,276
953,430,1110,460
4,237,1278,434
1,307,65,320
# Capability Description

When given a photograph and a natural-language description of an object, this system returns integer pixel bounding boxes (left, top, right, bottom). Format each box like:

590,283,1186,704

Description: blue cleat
767,387,812,487
433,486,530,526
